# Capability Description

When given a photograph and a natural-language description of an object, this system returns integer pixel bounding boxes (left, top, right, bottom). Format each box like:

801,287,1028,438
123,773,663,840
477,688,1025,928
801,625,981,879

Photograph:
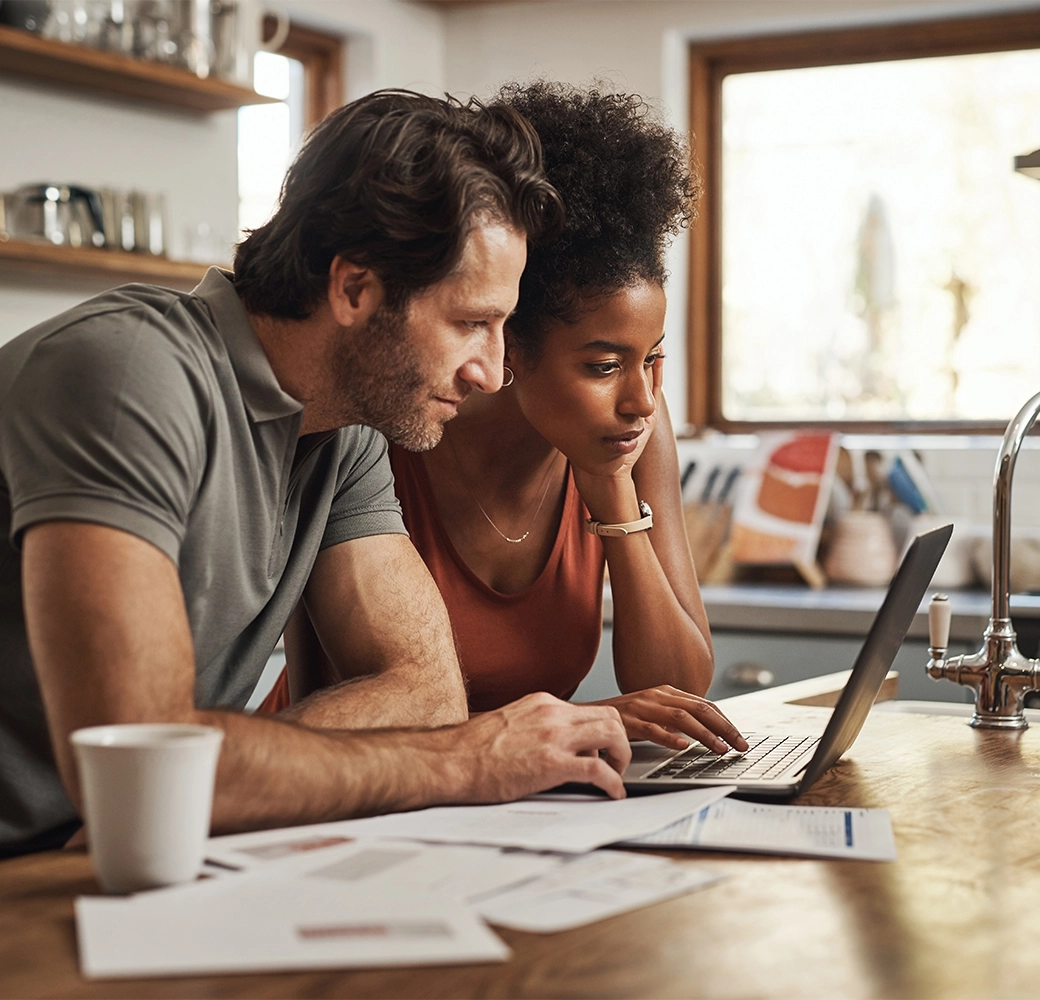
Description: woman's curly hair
491,80,700,359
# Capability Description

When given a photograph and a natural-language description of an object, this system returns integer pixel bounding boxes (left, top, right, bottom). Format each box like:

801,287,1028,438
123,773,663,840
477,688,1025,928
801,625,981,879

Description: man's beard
333,303,454,452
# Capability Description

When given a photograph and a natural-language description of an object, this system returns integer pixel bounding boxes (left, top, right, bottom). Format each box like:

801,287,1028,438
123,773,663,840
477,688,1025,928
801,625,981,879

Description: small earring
502,366,515,387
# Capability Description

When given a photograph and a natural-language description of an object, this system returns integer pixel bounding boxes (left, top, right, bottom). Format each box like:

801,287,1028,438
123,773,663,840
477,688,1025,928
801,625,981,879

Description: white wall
0,0,444,344
0,74,240,339
442,0,1040,422
283,0,446,99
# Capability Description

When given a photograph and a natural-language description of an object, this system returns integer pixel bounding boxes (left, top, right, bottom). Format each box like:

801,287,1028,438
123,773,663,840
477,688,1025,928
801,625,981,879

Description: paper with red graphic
730,432,838,569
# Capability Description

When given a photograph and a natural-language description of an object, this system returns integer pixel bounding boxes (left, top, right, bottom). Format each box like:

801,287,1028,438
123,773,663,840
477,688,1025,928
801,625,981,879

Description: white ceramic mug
70,724,223,895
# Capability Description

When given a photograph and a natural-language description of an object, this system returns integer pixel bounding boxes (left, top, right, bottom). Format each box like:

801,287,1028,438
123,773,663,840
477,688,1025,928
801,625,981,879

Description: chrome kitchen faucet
927,391,1040,728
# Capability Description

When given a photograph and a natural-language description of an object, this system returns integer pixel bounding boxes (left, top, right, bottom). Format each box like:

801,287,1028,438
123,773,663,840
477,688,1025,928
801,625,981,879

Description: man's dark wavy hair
234,89,564,319
490,81,700,359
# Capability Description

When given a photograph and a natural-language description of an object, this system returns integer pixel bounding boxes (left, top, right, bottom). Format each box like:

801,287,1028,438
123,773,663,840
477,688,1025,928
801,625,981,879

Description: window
688,11,1040,432
238,51,305,235
237,22,342,238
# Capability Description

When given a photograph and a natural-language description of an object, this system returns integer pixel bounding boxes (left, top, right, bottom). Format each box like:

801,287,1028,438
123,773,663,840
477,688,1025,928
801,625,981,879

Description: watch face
638,500,653,518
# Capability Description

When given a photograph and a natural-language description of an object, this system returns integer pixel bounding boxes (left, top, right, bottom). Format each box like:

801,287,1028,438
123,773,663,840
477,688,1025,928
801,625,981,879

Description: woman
263,82,745,755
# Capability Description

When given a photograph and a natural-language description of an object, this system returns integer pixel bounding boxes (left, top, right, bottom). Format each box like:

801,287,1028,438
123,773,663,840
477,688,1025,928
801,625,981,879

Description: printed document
260,838,721,932
206,822,360,871
79,832,730,976
76,853,509,979
622,798,896,861
237,785,735,854
209,836,565,904
473,849,722,933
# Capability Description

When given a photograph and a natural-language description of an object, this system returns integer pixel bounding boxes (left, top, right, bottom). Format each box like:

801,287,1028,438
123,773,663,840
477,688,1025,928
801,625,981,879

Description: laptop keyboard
645,734,819,782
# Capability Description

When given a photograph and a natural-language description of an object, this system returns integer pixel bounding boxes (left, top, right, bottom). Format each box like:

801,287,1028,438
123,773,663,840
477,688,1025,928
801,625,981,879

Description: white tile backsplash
932,482,975,518
973,484,996,523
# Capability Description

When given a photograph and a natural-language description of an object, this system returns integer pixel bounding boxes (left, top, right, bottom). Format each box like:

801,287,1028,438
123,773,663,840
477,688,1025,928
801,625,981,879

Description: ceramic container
70,723,223,894
823,510,898,587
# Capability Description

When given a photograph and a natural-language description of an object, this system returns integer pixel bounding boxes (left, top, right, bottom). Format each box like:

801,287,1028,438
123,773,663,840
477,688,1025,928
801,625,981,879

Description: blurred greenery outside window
690,14,1040,431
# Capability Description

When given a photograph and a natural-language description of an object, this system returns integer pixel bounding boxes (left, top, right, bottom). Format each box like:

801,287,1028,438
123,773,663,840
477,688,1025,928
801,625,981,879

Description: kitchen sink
874,699,1040,721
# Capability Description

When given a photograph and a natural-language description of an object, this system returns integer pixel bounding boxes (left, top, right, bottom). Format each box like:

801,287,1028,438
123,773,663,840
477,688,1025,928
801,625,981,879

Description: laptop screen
796,523,952,791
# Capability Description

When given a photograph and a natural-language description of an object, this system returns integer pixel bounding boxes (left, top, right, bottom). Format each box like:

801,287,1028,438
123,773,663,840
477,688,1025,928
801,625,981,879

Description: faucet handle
928,593,951,650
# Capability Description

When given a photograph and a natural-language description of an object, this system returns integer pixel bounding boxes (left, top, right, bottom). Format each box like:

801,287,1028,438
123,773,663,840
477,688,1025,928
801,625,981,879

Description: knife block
684,500,734,582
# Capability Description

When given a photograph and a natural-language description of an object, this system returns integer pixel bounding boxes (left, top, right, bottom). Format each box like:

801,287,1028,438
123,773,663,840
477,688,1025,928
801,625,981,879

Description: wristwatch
585,500,653,537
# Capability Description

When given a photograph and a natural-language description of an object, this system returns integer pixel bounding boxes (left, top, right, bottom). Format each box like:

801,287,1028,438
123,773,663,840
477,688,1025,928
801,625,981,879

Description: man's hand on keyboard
589,686,749,755
452,692,632,801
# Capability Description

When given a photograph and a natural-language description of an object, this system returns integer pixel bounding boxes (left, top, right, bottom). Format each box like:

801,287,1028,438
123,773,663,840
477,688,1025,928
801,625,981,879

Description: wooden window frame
687,9,1040,436
263,17,343,128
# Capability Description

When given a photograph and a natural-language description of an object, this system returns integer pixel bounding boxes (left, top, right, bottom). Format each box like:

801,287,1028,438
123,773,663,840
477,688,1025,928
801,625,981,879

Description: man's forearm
199,709,467,833
200,693,631,835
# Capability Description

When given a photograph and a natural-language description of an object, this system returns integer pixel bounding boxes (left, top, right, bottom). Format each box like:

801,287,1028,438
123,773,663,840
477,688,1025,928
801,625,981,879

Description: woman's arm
612,391,712,694
572,387,745,754
574,388,712,696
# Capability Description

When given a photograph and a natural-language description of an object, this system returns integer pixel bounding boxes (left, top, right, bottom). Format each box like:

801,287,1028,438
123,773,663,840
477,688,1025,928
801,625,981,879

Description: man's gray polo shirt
0,268,406,855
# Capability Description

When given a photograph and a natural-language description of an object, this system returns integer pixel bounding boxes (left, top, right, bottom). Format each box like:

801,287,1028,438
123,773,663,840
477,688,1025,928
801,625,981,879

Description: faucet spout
992,391,1040,623
927,390,1040,729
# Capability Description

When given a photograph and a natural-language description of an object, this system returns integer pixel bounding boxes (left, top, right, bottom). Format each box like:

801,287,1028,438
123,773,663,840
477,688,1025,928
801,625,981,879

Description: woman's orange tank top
390,444,606,712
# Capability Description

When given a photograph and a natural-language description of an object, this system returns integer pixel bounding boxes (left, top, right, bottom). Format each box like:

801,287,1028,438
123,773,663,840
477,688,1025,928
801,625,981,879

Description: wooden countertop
4,672,1040,998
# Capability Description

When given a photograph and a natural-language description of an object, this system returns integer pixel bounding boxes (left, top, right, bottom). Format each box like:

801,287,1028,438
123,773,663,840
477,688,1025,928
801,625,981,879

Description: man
0,90,631,859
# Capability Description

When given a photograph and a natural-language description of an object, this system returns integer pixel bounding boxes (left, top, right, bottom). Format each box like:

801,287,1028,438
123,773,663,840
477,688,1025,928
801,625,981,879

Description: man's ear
328,255,385,328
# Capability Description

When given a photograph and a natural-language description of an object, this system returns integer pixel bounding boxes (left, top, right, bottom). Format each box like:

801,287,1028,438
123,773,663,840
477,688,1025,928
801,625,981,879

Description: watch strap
585,500,653,537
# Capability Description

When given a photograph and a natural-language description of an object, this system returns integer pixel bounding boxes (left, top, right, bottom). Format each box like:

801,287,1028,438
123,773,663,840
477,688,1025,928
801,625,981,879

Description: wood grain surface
0,237,217,289
4,673,1040,999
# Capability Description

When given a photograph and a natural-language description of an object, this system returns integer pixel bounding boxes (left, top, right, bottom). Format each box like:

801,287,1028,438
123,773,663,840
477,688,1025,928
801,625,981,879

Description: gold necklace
447,433,560,544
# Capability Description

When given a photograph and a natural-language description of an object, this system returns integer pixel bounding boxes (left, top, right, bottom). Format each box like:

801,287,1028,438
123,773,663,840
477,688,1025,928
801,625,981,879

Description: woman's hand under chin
569,356,663,515
589,685,749,755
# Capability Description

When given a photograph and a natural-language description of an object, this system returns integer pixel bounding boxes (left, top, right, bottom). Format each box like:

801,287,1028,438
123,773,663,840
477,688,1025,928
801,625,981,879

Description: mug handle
260,8,291,53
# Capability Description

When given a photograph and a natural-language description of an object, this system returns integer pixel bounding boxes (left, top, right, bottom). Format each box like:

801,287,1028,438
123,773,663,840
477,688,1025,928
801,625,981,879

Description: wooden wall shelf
0,24,277,112
0,238,220,289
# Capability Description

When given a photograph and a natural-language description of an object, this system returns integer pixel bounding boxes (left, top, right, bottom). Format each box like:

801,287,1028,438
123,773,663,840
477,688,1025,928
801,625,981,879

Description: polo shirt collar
192,268,303,424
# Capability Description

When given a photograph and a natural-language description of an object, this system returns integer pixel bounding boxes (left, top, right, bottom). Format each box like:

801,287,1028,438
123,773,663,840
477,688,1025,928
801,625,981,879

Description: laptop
622,522,952,801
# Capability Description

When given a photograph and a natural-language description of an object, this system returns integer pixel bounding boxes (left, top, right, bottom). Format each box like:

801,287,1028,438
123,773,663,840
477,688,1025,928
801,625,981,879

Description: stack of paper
75,786,898,979
76,786,731,979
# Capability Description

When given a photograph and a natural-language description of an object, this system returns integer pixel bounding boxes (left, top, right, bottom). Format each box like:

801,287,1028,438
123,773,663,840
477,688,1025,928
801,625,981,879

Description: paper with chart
621,797,896,860
255,785,734,854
